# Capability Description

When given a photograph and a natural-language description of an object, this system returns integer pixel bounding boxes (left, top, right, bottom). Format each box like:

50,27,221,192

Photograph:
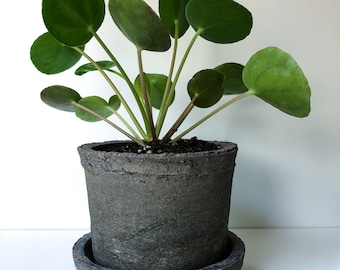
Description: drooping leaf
42,0,105,46
186,0,252,44
41,86,82,112
75,61,116,75
109,0,171,51
187,69,225,108
214,63,248,94
75,96,113,122
243,47,311,117
108,95,121,111
30,32,83,74
159,0,190,38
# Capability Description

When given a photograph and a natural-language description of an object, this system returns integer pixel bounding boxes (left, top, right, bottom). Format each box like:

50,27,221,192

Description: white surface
0,0,339,229
0,229,339,270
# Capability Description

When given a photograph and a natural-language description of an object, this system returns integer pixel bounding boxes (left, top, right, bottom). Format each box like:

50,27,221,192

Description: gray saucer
73,231,245,270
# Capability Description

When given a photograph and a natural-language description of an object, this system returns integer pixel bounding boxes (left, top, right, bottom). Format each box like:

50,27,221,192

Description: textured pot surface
78,141,238,270
73,231,245,270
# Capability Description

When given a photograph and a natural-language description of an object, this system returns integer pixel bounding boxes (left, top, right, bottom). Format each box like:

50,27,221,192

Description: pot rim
78,140,237,159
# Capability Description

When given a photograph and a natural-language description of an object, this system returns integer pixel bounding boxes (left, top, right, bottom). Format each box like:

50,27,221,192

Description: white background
0,0,339,230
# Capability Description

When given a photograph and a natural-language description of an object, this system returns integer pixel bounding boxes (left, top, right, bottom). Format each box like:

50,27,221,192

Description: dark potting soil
93,137,221,154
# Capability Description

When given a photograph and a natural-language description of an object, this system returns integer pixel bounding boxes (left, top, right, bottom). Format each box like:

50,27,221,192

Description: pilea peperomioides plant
30,0,311,147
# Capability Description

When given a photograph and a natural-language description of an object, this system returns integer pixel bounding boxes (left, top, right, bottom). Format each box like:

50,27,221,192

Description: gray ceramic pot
77,140,239,270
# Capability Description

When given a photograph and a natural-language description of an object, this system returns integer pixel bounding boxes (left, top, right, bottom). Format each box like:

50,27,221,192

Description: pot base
73,231,245,270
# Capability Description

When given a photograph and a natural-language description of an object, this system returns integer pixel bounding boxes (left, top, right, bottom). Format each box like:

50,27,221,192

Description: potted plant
30,0,311,269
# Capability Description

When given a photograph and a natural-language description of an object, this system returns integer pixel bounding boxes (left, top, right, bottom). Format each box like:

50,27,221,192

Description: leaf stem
107,107,143,142
156,20,179,136
137,48,157,142
157,29,202,138
91,32,150,137
73,46,148,140
73,102,145,146
160,96,197,144
171,91,252,142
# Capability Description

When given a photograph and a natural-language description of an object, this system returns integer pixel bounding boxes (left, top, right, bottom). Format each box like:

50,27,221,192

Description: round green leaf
75,61,116,75
75,96,113,122
215,63,248,94
30,32,83,74
186,0,253,44
159,0,190,38
41,86,82,112
134,73,151,101
243,47,311,117
109,0,171,51
147,74,175,110
108,95,121,111
134,74,175,110
42,0,105,46
187,69,225,108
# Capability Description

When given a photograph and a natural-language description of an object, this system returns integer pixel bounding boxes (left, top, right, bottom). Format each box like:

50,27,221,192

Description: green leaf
42,0,105,46
30,32,83,74
134,73,151,102
186,0,252,44
75,96,113,122
134,74,175,110
109,0,171,51
75,61,116,75
147,74,175,109
41,86,82,112
243,47,311,117
214,63,248,94
108,95,121,111
187,69,225,108
159,0,190,38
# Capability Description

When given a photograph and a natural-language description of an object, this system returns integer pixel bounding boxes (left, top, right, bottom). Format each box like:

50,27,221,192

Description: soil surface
93,137,221,154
